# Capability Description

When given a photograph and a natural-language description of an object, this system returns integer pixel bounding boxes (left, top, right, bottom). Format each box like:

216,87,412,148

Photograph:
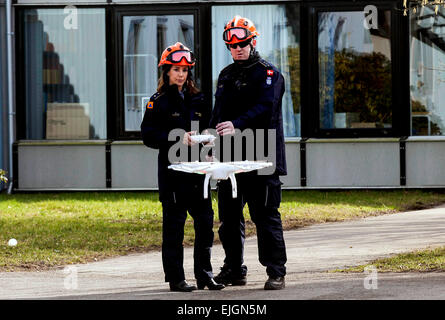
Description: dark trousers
161,193,214,283
217,174,287,278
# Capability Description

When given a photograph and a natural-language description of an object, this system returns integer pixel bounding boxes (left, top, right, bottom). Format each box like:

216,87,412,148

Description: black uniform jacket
209,53,287,176
141,84,211,203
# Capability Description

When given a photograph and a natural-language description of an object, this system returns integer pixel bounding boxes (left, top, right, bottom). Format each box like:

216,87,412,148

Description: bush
0,169,8,183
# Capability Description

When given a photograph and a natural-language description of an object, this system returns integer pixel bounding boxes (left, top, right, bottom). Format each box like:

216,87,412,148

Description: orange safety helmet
158,42,195,67
223,15,259,45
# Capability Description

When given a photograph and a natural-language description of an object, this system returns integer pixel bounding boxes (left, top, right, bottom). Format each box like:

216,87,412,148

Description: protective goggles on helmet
223,27,252,42
166,50,195,65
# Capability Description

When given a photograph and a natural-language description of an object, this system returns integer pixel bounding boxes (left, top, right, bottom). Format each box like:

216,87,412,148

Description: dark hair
157,64,200,95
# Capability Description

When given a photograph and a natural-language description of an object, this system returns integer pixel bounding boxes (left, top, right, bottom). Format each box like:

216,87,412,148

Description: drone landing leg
229,173,237,198
203,173,211,199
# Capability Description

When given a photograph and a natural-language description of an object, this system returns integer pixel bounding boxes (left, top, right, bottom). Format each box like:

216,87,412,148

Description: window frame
15,5,109,141
113,5,202,140
210,1,302,139
303,1,410,138
409,7,445,136
14,1,411,142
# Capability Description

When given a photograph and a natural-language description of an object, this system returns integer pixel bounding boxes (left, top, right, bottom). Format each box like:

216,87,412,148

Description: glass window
318,10,392,130
123,15,194,132
410,6,445,136
212,5,300,137
22,9,106,140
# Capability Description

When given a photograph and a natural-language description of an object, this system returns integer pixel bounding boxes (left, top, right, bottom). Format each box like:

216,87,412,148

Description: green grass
278,189,444,229
333,246,445,273
0,190,445,271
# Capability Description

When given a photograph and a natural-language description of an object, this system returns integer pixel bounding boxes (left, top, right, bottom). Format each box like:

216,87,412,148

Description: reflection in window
123,15,194,132
410,7,445,136
23,9,106,139
318,10,392,129
212,5,300,137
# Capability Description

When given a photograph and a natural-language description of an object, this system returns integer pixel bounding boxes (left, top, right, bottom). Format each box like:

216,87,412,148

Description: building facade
1,1,8,190
1,0,445,191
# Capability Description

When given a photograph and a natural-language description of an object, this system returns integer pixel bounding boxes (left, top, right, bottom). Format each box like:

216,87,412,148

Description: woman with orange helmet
157,42,198,94
141,42,224,292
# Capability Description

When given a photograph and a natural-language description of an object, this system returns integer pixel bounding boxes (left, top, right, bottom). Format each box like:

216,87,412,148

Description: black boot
197,278,225,290
214,265,247,286
264,276,285,290
169,280,197,292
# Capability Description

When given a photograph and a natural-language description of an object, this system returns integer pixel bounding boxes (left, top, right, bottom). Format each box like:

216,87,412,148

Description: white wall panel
306,139,400,187
18,143,106,189
280,141,300,188
111,142,158,189
406,139,445,186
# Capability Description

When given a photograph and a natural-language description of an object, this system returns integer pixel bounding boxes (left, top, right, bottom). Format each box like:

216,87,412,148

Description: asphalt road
1,205,445,300
45,271,445,300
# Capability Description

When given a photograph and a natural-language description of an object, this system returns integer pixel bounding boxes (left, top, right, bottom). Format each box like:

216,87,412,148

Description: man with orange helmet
210,16,288,290
141,42,224,292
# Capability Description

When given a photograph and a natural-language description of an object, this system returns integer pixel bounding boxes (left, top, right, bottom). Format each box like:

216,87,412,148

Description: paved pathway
1,205,445,300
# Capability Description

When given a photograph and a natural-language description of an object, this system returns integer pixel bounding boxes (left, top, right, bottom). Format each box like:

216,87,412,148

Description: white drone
168,160,273,199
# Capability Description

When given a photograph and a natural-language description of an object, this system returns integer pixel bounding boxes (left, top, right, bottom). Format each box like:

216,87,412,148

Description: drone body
168,161,273,198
